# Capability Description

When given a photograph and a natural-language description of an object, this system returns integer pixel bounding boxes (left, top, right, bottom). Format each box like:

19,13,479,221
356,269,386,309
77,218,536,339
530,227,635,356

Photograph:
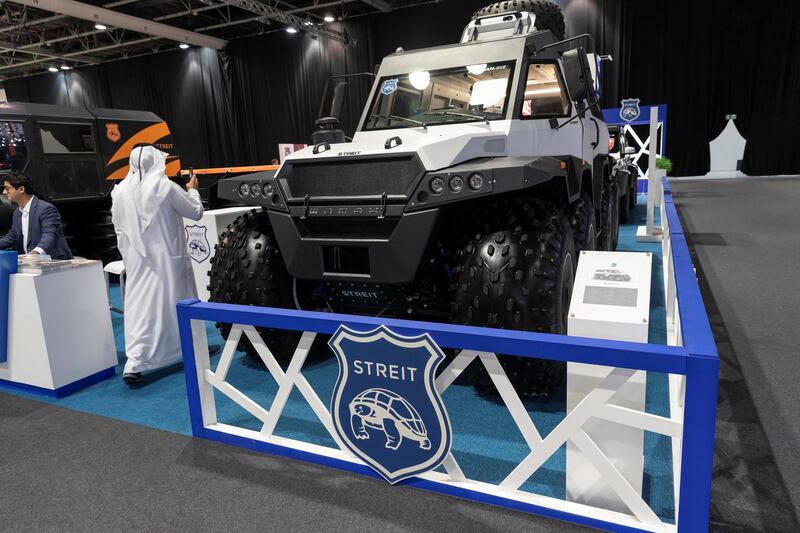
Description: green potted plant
655,156,673,175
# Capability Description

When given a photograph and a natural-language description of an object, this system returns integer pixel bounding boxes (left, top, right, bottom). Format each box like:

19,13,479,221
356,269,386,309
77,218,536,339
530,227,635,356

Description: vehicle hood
284,121,513,171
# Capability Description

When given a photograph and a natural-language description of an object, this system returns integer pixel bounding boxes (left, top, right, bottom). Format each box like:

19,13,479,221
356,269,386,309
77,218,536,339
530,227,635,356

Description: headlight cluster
238,182,275,198
428,173,485,195
238,181,280,205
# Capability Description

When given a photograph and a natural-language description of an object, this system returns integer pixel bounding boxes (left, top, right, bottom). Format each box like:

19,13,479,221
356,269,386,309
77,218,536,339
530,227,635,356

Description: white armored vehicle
211,0,619,395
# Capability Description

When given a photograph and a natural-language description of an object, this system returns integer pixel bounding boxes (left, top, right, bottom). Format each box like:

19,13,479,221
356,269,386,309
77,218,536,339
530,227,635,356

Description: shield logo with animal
105,122,121,142
185,224,211,264
329,325,452,484
380,78,399,96
619,98,641,122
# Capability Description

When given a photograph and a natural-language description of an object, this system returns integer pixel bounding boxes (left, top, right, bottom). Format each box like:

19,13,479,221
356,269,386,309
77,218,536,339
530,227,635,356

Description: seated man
0,174,73,260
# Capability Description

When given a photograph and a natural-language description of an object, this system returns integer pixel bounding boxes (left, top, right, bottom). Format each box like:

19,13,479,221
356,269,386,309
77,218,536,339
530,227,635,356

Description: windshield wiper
369,114,427,130
423,110,490,124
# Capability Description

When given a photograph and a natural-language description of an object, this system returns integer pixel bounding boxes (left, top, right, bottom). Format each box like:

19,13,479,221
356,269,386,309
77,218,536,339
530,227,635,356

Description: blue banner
0,250,18,364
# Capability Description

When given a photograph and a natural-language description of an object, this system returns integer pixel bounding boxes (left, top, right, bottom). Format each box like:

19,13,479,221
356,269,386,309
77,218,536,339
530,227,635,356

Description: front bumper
268,209,439,283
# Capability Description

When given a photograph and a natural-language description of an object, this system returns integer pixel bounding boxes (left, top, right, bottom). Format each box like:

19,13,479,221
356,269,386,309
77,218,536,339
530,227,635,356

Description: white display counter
0,260,117,396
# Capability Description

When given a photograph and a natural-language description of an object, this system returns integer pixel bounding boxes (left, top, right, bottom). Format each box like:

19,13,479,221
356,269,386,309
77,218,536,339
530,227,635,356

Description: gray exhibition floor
671,175,800,531
0,392,590,533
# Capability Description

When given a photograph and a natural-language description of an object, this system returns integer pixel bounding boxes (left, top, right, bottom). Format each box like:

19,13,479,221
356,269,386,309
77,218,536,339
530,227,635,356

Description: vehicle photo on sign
329,325,452,484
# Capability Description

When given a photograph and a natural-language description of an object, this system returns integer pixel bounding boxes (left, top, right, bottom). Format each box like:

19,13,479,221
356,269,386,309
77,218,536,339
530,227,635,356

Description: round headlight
262,182,274,196
449,175,464,192
429,176,445,195
250,183,261,197
238,182,250,196
468,173,485,191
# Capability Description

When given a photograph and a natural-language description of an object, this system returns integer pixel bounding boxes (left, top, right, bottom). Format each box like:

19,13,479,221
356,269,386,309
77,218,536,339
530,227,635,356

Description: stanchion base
636,225,663,242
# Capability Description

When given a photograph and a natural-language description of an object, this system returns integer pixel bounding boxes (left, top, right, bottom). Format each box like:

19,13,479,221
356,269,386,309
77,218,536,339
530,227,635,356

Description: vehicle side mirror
561,49,588,102
624,146,636,155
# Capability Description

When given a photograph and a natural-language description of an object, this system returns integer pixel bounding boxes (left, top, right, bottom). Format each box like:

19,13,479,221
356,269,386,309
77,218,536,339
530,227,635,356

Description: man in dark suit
0,174,73,260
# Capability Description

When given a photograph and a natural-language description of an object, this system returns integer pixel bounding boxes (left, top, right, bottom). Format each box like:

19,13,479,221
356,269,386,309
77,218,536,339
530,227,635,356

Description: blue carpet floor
2,195,675,522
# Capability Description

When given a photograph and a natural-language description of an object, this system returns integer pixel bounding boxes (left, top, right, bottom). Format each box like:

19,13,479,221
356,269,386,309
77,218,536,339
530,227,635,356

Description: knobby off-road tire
619,166,638,224
61,201,121,264
0,196,14,234
472,0,565,40
599,177,619,251
619,181,631,224
452,198,575,396
208,209,299,365
87,207,121,264
566,192,596,256
629,172,638,211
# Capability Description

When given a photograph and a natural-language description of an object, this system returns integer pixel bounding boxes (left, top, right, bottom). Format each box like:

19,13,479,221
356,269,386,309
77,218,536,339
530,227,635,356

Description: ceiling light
286,27,298,34
324,15,335,22
179,43,190,49
409,71,430,91
94,23,107,30
303,18,313,26
467,64,487,75
48,66,59,72
60,65,71,70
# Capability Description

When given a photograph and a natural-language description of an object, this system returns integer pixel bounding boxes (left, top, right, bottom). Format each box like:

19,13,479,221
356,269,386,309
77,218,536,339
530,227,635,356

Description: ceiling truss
0,0,419,81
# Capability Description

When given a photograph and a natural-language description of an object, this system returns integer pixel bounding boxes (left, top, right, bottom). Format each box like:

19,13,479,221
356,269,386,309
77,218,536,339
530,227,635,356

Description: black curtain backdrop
4,0,799,176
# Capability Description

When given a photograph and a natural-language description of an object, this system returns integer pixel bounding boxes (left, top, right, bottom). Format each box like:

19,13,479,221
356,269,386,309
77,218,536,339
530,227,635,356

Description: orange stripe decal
107,158,184,181
165,159,182,177
106,165,130,181
106,122,171,166
179,165,280,176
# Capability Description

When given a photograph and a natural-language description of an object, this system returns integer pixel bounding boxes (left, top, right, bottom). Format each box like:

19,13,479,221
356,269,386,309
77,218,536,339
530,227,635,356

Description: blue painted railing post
677,354,719,529
177,298,206,437
0,250,18,364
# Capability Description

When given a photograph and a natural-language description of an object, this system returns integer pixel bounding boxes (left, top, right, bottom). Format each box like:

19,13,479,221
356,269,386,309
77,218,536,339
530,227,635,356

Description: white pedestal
0,262,117,394
184,207,252,301
707,119,746,175
566,251,652,513
636,225,663,242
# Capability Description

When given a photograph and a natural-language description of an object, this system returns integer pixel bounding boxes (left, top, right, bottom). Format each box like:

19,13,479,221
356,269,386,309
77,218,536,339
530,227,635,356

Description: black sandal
123,372,143,384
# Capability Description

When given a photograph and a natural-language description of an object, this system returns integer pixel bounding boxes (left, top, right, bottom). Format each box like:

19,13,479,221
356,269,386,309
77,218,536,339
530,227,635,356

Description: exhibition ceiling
0,0,425,80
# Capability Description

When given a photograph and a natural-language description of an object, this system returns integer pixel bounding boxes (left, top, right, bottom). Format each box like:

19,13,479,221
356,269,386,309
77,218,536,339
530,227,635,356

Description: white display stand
0,261,117,395
707,118,747,177
637,107,663,243
566,250,652,513
184,207,252,301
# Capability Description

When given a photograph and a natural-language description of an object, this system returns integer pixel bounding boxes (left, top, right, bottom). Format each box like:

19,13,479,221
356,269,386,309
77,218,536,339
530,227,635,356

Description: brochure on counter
17,255,98,273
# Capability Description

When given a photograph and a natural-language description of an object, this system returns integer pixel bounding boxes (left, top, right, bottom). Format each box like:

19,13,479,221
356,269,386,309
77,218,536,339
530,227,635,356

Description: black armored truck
210,0,621,395
0,102,181,263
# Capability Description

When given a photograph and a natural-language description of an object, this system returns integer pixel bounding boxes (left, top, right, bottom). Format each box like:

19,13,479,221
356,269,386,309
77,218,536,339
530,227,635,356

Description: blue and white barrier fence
177,177,718,532
0,250,17,364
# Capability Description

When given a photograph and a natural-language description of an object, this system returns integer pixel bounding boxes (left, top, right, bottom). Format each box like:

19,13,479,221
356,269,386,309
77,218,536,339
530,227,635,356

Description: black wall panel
4,0,799,176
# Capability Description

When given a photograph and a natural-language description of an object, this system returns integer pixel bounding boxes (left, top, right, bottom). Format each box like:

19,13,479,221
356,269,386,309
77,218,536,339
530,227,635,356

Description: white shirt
19,197,44,255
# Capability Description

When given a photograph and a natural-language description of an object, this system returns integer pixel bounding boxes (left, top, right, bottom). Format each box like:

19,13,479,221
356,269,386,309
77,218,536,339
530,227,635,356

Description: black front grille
296,217,398,239
281,156,422,201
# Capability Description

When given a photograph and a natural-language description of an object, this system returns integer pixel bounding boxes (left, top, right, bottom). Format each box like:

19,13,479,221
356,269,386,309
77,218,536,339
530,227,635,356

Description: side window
520,63,570,118
0,121,28,173
39,122,95,154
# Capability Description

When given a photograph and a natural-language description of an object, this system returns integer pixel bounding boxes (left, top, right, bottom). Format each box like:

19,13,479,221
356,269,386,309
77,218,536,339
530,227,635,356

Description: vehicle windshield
364,61,515,131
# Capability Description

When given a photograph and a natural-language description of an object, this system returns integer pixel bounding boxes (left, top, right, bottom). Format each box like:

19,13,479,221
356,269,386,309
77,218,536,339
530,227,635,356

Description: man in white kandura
111,145,203,384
